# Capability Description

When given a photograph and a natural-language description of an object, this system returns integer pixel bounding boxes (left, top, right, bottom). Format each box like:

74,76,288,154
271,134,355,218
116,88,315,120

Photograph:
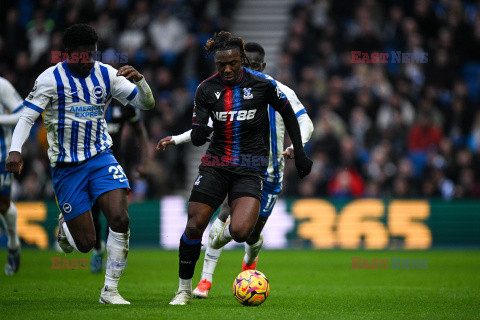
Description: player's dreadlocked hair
204,31,248,63
63,24,98,49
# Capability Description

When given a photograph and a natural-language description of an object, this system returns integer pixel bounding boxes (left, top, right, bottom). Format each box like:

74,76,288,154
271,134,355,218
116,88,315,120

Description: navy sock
179,233,201,279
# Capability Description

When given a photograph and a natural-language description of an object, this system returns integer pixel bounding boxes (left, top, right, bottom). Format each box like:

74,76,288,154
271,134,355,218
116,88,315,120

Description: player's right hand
294,151,313,179
156,136,176,151
6,151,24,174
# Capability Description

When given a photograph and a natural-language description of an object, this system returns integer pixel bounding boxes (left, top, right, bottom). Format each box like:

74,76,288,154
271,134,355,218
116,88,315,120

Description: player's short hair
245,42,265,58
63,24,98,49
204,31,247,62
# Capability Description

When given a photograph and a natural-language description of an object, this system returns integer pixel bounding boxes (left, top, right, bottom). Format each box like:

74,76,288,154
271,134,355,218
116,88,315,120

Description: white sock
104,228,129,289
200,218,225,282
179,278,192,292
1,202,19,250
201,245,223,283
62,222,79,251
244,234,264,265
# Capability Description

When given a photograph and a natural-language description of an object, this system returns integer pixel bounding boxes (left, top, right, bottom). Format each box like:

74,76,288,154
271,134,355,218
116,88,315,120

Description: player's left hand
156,136,176,151
294,151,313,179
282,146,295,159
117,65,143,82
6,151,24,175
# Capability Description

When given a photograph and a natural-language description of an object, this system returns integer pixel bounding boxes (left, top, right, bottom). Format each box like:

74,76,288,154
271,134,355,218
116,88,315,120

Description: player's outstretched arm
117,66,155,110
156,130,190,152
6,107,40,174
157,116,214,151
157,118,213,151
157,136,175,151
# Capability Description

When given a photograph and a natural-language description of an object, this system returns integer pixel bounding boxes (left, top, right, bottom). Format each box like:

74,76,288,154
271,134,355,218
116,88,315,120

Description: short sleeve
0,78,23,113
24,70,55,114
265,76,288,112
192,84,210,126
107,65,137,106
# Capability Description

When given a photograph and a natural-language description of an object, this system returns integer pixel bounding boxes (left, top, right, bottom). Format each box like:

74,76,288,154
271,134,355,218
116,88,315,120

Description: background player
0,77,24,276
167,32,312,305
5,24,154,304
90,98,149,273
157,42,314,298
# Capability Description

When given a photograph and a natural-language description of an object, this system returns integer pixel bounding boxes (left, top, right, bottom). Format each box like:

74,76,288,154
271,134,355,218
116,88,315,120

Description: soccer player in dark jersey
90,99,149,273
158,42,314,298
169,31,312,305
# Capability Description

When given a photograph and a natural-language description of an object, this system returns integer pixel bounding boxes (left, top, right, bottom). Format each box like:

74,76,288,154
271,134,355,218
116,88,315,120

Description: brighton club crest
92,85,106,100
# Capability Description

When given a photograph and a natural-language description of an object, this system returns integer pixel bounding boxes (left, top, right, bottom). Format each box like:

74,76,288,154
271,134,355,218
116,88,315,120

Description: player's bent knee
231,232,249,243
184,225,204,240
185,214,210,237
230,225,251,243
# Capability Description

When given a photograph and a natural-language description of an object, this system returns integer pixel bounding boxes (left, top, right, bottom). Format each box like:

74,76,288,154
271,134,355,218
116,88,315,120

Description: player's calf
244,233,264,269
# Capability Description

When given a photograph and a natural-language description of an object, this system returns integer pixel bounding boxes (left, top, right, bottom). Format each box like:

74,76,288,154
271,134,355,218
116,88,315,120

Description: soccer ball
233,270,270,306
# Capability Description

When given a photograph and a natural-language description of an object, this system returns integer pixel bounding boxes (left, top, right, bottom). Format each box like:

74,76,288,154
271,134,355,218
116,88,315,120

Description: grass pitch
0,249,479,319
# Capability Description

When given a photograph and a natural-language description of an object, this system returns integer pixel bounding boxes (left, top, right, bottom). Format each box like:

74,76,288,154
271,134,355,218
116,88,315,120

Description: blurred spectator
26,12,53,65
376,92,415,132
328,169,365,198
408,111,442,152
149,8,188,67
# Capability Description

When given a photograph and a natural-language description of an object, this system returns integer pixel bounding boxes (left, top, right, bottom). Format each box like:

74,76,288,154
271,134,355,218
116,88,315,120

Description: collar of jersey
219,68,244,87
62,60,96,79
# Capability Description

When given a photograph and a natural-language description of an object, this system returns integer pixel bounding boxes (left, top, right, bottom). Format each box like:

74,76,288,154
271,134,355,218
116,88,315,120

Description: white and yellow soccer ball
233,270,270,306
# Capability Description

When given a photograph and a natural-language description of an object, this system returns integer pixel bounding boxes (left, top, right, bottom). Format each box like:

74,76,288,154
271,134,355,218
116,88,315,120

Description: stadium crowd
1,0,480,200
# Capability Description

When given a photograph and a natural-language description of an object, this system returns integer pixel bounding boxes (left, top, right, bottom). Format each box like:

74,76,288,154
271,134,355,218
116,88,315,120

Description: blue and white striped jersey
266,81,308,184
0,77,24,163
23,61,138,166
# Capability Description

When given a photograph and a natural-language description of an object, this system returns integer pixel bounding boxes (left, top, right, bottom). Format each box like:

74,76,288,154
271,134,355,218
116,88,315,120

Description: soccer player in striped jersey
165,32,312,305
0,77,24,276
90,98,149,273
6,24,154,304
157,42,313,298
